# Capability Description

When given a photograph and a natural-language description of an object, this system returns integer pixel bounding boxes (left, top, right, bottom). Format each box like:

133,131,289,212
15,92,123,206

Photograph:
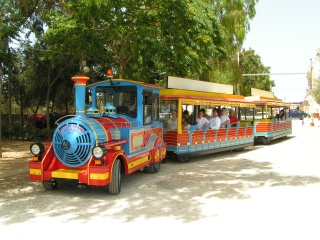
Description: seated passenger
129,97,137,117
144,107,152,124
145,115,151,123
183,110,192,130
196,109,209,129
117,105,129,114
209,108,221,130
278,109,286,121
220,107,230,128
229,109,240,126
167,109,178,130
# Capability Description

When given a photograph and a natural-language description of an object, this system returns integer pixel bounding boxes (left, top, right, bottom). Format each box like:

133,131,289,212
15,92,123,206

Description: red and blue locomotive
29,73,166,195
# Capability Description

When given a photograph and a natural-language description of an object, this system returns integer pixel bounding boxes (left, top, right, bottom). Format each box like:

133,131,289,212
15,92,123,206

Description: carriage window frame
160,99,178,130
143,90,153,125
153,93,159,122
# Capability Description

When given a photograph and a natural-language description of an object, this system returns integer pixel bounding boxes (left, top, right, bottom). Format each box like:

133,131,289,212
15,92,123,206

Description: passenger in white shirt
167,109,178,130
209,108,221,130
196,109,209,129
220,107,230,128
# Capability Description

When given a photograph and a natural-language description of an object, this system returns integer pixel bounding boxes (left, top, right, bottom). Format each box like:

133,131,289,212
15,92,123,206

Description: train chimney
71,75,89,117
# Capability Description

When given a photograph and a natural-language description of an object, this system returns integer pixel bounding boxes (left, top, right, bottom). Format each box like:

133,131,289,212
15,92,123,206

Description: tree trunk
46,69,51,131
8,63,12,140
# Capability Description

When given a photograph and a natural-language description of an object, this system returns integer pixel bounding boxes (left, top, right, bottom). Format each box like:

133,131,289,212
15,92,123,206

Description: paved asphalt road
0,119,320,240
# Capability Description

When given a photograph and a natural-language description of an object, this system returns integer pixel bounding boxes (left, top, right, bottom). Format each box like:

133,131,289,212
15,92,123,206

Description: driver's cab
86,78,161,128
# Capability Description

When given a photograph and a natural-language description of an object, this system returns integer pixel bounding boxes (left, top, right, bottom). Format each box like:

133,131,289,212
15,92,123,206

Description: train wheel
178,156,191,163
262,138,270,145
144,161,161,174
145,144,162,173
42,180,57,190
108,159,121,195
235,147,244,152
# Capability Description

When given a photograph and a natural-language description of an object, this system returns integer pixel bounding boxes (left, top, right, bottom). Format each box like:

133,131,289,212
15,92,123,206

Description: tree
239,48,274,96
0,0,66,136
209,0,258,52
0,0,266,138
43,0,227,83
201,0,258,90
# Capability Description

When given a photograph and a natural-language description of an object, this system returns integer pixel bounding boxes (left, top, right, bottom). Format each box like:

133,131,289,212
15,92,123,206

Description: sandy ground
0,140,33,177
1,120,320,240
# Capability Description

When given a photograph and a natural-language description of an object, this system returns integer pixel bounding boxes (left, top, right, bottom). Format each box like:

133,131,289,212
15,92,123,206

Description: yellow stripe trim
90,172,109,180
52,169,85,179
30,168,41,175
129,156,149,170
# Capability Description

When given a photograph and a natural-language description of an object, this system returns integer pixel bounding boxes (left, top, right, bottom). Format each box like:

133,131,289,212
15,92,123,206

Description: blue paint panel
176,145,189,153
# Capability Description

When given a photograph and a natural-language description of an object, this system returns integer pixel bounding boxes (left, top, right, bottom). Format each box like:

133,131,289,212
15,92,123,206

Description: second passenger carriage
245,88,292,144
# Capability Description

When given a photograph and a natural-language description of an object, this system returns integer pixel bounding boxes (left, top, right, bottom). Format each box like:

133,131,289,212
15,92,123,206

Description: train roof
245,96,290,107
244,88,290,107
160,88,255,107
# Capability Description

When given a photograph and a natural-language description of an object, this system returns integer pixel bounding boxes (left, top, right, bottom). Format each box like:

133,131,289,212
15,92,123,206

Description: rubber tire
144,161,161,174
232,147,244,152
262,138,270,145
178,156,191,163
42,180,57,190
108,159,121,195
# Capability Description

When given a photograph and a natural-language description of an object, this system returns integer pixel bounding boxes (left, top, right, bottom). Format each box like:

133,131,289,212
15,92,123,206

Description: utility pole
237,51,241,95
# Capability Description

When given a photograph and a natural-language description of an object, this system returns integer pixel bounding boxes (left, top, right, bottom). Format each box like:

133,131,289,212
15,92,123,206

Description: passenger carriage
245,88,292,144
160,76,255,162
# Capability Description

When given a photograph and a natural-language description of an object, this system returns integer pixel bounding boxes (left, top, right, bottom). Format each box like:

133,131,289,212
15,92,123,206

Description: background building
306,52,320,115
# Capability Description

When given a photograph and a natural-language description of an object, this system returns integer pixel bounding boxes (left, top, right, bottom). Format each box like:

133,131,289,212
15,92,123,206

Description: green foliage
2,125,54,141
41,0,227,82
211,0,258,51
201,0,259,89
1,0,267,132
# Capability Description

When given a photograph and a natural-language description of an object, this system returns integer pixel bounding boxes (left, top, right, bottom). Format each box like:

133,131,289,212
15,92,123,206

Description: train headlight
92,145,107,158
30,143,45,156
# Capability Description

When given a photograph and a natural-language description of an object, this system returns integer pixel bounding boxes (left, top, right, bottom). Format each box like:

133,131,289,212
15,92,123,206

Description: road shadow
1,151,320,225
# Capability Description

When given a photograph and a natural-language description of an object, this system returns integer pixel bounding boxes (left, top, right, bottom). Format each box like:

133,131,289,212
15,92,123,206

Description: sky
243,0,320,102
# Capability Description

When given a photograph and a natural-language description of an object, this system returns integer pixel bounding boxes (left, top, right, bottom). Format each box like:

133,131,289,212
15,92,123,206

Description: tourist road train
28,72,292,195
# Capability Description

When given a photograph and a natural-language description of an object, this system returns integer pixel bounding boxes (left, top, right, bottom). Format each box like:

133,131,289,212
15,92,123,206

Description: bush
1,125,54,141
